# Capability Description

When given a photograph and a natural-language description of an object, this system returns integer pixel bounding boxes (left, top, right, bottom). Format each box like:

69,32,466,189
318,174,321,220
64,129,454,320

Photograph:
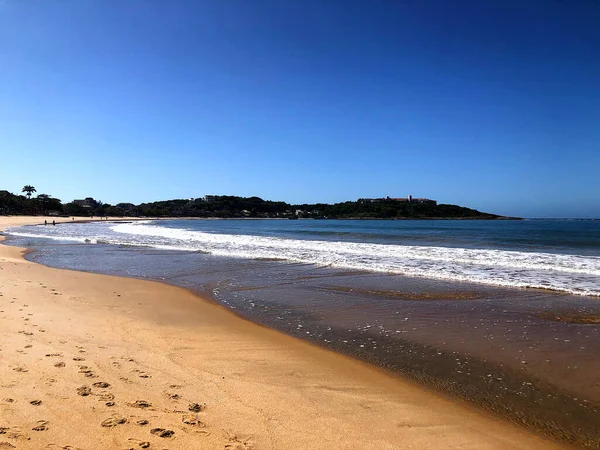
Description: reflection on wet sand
538,312,600,325
321,285,484,300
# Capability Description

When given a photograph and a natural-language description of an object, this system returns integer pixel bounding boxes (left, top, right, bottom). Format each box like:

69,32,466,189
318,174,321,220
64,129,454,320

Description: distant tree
22,185,36,199
105,206,125,217
64,202,87,216
36,194,49,214
35,194,62,215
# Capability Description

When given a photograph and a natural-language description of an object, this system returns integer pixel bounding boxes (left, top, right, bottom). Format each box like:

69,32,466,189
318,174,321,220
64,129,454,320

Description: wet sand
215,266,600,448
0,216,565,449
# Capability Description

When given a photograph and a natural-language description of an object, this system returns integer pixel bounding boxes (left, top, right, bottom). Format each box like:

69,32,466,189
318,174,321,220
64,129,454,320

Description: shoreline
0,215,517,221
0,216,566,449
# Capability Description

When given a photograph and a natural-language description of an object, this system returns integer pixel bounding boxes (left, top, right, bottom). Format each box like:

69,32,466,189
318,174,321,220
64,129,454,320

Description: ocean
7,218,600,296
5,218,600,447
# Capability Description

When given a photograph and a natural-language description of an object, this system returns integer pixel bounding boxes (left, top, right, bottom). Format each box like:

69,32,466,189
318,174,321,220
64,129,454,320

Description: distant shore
0,216,561,449
1,214,521,221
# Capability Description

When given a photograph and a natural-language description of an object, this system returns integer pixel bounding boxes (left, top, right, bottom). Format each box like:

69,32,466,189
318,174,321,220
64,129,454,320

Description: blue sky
1,0,599,218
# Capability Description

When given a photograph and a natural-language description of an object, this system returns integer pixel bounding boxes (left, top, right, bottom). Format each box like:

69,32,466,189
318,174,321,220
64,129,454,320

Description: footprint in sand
32,420,49,431
92,382,110,389
13,367,28,373
135,419,149,426
100,417,127,428
97,393,114,402
76,386,91,397
182,415,205,427
188,403,205,413
128,400,151,409
78,366,93,375
131,369,151,379
72,357,85,362
105,402,115,407
54,362,66,368
46,353,63,357
46,445,84,450
29,400,42,406
225,444,245,450
150,428,174,438
3,429,26,440
126,438,150,449
225,440,253,450
164,392,180,400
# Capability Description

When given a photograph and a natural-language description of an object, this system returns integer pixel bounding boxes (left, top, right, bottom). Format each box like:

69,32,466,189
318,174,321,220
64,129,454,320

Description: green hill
1,190,514,219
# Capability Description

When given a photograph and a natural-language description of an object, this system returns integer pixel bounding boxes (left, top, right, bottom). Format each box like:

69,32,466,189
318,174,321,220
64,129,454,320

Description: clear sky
1,0,599,218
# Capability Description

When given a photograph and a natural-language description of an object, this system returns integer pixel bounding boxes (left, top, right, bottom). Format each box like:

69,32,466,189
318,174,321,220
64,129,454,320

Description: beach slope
0,217,563,449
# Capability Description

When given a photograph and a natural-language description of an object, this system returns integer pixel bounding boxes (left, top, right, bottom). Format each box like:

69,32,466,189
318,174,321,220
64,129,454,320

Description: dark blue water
155,219,600,255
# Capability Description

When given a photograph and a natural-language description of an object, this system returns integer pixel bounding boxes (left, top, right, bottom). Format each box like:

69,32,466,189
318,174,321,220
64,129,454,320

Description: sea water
8,218,600,296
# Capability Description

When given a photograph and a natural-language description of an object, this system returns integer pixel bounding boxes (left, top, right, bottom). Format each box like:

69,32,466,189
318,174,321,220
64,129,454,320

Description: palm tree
22,185,36,199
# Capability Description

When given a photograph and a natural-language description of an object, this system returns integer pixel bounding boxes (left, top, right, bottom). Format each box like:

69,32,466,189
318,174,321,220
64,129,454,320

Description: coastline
0,217,565,449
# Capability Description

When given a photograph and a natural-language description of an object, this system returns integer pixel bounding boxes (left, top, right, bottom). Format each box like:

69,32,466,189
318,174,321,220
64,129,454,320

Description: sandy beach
0,217,565,449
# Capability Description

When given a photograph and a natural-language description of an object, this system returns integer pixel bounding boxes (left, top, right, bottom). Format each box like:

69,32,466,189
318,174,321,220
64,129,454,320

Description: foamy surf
7,221,600,297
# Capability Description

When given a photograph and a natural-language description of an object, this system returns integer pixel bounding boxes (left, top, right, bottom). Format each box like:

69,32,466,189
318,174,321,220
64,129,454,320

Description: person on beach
52,220,56,226
44,220,47,225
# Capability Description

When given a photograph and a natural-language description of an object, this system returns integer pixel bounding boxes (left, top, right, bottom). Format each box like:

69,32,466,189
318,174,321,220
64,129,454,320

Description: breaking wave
7,221,600,297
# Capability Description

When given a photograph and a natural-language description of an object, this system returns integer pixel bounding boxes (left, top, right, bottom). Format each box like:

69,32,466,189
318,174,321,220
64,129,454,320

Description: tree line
0,186,505,219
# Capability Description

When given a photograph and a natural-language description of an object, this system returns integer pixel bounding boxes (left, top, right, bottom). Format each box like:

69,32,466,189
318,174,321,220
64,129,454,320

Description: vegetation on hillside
0,188,506,219
0,187,62,216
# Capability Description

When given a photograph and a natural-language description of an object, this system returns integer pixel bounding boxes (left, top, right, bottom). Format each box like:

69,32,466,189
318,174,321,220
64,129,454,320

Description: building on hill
73,197,96,209
410,197,437,205
360,195,437,205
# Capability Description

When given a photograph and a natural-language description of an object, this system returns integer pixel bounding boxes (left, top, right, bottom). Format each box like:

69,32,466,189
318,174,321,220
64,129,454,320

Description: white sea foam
7,221,600,297
7,231,97,244
110,222,600,297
